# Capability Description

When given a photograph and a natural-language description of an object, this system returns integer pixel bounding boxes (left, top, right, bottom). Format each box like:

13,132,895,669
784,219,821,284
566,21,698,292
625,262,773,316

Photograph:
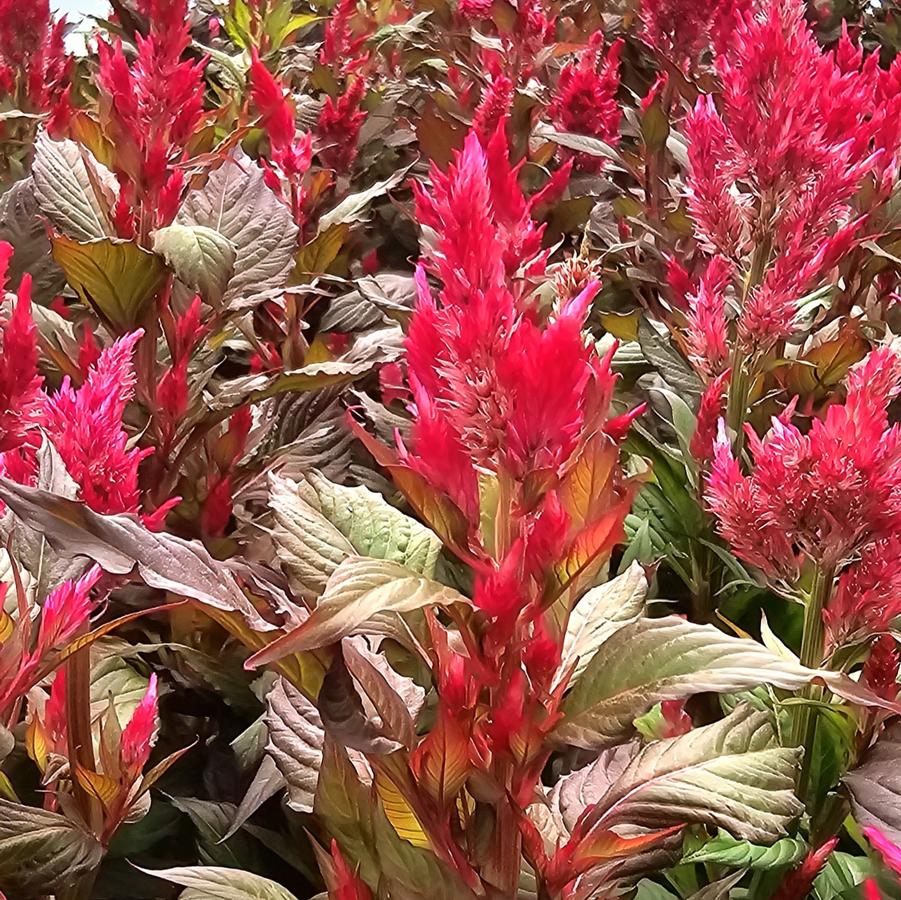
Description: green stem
725,350,751,459
790,564,836,802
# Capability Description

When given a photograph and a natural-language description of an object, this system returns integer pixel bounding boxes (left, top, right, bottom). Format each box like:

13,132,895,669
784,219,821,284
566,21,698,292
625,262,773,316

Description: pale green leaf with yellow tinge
269,471,443,599
51,235,168,329
152,223,236,304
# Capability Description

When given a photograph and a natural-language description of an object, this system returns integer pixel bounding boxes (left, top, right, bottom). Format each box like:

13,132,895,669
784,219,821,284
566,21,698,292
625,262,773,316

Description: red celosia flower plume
0,0,71,115
639,0,754,73
684,0,901,355
708,345,901,621
44,331,153,516
548,33,622,173
0,247,44,456
412,124,550,305
120,673,159,775
316,76,367,173
95,0,205,230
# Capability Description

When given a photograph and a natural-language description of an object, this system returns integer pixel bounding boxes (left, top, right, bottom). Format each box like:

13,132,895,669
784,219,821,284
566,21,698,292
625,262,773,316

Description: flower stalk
790,563,836,801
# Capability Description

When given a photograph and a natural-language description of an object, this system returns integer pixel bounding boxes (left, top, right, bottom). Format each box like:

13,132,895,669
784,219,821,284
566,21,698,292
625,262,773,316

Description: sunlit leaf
151,223,236,304
51,235,168,330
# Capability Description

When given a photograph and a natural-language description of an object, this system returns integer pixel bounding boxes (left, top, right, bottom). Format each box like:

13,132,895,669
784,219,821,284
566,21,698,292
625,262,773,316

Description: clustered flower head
96,0,206,231
548,32,623,173
398,121,639,683
707,345,901,643
0,0,71,117
684,0,901,356
0,242,162,524
639,0,754,73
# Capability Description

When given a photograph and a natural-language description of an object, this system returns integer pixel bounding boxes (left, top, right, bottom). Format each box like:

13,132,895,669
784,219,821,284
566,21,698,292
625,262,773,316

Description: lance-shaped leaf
209,360,374,412
51,235,168,330
176,150,299,309
844,720,901,843
0,479,274,632
264,677,324,814
560,562,648,686
0,178,66,301
0,799,103,896
32,133,117,240
140,865,300,900
564,707,803,844
151,223,236,304
315,738,476,899
317,168,408,232
319,648,403,754
247,558,471,666
556,615,895,748
680,831,808,869
269,471,443,599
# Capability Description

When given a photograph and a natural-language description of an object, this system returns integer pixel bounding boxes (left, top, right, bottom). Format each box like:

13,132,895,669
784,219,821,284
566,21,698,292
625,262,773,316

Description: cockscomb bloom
0,0,71,115
0,567,100,716
548,33,622,173
327,840,375,900
690,369,731,465
684,255,731,378
388,125,640,636
639,0,754,73
457,0,493,20
316,77,367,173
320,0,368,74
471,71,513,145
95,0,205,230
249,53,312,226
771,839,839,900
861,634,900,702
684,0,901,355
411,122,553,305
0,246,44,456
707,346,901,588
866,828,901,877
120,673,159,775
43,330,153,516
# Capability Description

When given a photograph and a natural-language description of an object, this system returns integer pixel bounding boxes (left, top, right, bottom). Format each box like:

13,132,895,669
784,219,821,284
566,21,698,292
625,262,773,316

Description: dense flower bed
0,0,901,898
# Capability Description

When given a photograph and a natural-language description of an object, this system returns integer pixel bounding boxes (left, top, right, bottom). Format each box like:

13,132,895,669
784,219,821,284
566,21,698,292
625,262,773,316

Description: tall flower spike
548,33,623,173
0,256,44,454
685,255,731,377
707,344,901,587
36,566,101,655
120,673,159,775
44,330,153,515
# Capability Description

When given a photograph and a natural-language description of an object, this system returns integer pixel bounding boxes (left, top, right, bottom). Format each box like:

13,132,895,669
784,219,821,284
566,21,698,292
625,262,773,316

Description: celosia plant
0,0,898,898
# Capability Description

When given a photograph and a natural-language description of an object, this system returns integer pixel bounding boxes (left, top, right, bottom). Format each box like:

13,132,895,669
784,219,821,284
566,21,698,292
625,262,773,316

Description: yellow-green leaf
52,235,167,329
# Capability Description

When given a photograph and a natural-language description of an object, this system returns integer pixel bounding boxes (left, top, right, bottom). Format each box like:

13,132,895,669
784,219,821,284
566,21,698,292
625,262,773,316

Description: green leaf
560,562,647,685
0,177,65,302
152,223,236,304
247,557,471,665
32,132,117,240
317,168,409,232
0,799,103,896
557,615,825,748
269,471,443,599
209,360,375,412
813,852,873,900
680,830,807,869
168,797,260,870
559,706,803,844
264,678,323,814
176,151,299,309
140,865,300,900
0,478,274,632
51,235,168,330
